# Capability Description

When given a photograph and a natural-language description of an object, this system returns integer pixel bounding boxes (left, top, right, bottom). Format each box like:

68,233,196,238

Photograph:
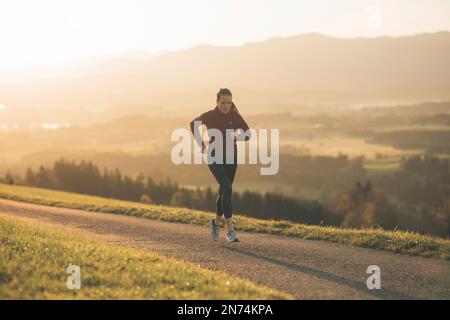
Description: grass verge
0,215,291,299
0,183,449,261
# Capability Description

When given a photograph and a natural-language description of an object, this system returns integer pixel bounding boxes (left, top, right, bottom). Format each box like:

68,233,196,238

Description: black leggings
208,163,237,219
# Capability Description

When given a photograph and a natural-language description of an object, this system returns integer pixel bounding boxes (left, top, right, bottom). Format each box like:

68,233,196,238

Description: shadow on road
223,246,417,300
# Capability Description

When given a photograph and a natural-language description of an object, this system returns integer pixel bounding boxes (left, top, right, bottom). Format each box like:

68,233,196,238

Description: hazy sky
1,0,450,67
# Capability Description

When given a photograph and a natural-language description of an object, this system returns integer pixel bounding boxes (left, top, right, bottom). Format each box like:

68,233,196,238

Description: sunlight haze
1,0,450,68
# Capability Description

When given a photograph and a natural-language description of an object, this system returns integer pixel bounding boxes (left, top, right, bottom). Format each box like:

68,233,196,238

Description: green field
1,183,449,261
364,153,450,172
364,156,403,172
0,216,291,299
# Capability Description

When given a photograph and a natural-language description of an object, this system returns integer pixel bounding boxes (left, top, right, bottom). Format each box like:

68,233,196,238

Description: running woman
190,88,251,242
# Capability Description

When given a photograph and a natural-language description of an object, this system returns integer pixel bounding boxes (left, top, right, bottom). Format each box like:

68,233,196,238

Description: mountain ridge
1,31,449,122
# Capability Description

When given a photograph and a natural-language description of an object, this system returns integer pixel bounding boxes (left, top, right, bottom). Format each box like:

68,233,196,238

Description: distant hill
1,32,450,123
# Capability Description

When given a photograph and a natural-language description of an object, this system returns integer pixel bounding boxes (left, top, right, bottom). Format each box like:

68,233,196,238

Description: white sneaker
226,228,239,243
209,218,219,241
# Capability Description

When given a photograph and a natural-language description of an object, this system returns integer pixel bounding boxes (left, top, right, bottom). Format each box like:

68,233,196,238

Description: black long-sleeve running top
190,105,251,161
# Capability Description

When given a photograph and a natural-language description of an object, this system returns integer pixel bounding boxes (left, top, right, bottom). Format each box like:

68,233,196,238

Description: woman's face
216,95,233,114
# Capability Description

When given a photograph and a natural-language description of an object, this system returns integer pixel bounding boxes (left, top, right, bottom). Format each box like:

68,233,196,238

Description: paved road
1,198,449,299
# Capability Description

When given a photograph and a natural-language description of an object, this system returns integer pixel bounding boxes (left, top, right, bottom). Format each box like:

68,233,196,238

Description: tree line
9,158,331,226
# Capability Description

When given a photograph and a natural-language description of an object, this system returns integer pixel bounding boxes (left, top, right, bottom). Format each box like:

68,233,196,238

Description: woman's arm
233,109,252,141
190,112,207,151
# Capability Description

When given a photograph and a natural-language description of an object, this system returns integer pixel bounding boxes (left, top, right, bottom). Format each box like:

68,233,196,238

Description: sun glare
1,0,450,69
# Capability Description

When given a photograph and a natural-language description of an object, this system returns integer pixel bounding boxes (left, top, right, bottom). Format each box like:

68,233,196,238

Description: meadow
0,215,291,299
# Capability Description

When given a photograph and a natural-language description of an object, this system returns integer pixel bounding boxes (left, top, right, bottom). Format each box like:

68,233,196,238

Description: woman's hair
216,88,232,100
216,88,239,114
